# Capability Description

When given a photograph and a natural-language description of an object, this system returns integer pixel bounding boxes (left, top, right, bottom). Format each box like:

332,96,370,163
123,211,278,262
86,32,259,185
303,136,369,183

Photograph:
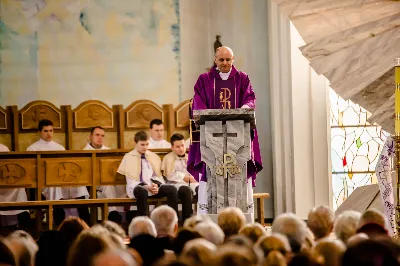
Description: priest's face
39,125,53,142
136,139,150,154
172,140,186,156
90,128,105,149
215,47,234,73
150,124,165,141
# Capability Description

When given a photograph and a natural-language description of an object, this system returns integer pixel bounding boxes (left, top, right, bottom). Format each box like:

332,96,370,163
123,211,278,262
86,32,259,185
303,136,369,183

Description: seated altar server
27,119,90,225
148,119,171,149
118,131,192,221
83,126,126,223
161,133,196,220
0,143,30,228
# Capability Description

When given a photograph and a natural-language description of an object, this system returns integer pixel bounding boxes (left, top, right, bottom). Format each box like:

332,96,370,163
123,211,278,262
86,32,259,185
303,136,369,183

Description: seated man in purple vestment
187,46,263,214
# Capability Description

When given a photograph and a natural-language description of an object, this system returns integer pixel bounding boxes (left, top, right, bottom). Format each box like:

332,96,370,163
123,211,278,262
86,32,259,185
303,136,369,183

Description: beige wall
0,0,275,218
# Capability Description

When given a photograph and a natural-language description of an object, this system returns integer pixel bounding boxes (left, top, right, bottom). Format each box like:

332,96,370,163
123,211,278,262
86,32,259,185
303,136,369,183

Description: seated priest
161,133,197,220
117,131,192,222
148,119,171,149
83,126,126,223
27,119,90,225
0,143,30,229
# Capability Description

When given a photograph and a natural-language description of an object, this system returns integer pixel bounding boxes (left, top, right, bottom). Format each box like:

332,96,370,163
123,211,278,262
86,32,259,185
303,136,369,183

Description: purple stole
214,77,238,109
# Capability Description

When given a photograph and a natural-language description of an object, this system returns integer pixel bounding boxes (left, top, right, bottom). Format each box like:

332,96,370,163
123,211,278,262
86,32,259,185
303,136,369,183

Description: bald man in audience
148,119,171,149
0,143,30,229
83,126,126,223
27,119,90,225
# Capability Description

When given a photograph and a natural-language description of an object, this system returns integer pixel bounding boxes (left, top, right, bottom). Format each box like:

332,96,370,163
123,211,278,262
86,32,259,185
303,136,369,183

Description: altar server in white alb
83,126,126,223
0,143,30,228
162,133,197,219
148,119,171,149
27,119,90,225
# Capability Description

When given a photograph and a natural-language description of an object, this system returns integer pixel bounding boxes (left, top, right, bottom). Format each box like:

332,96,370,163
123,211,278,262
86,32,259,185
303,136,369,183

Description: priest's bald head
215,46,234,73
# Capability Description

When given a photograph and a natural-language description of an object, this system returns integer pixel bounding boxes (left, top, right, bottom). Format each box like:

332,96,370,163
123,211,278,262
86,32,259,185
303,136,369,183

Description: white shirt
149,137,171,149
83,143,126,212
218,67,232,80
0,144,28,216
0,143,9,152
83,143,110,151
27,138,89,200
125,155,158,198
164,155,198,193
27,138,65,151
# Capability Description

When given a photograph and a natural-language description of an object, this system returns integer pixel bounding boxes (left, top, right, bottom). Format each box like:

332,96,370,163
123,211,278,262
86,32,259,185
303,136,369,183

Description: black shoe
108,211,122,224
17,211,31,229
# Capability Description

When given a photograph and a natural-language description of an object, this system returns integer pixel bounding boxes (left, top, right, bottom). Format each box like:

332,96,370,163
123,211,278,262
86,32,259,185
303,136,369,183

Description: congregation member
0,143,30,229
27,119,90,225
83,126,126,223
117,131,191,222
307,205,335,241
148,119,171,149
161,133,196,220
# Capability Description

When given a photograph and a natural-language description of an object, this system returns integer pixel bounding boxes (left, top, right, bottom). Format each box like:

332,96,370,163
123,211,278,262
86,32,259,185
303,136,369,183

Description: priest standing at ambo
187,46,263,216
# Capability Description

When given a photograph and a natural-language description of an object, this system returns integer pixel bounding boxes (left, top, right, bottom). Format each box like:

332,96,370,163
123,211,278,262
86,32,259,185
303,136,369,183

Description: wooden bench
0,149,270,231
0,192,270,230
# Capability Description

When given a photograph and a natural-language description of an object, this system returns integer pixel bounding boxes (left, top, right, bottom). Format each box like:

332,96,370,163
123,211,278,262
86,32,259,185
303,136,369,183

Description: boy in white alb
83,126,126,223
27,119,90,225
161,133,196,220
148,119,171,149
0,143,30,228
117,131,183,221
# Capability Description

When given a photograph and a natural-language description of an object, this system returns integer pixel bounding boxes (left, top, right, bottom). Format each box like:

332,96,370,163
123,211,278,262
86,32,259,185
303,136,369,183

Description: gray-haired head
150,205,178,237
128,216,157,238
271,212,307,253
334,210,361,244
194,221,225,245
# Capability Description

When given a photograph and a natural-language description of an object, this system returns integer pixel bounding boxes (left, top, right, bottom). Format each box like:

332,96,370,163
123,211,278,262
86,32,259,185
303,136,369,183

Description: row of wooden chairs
0,99,191,151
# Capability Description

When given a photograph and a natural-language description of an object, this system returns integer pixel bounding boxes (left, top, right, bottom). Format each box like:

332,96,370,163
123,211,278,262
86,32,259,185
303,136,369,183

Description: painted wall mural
0,0,181,108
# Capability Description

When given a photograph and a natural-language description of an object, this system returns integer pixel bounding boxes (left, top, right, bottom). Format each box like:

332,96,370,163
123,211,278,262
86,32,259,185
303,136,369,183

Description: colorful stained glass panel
332,172,378,210
330,88,390,210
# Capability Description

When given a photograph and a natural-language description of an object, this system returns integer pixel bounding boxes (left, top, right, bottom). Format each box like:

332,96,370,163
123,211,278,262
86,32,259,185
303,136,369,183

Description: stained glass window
330,88,389,210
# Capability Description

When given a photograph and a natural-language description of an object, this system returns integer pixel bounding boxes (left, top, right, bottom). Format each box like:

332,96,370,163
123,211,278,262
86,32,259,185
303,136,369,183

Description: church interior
0,0,399,265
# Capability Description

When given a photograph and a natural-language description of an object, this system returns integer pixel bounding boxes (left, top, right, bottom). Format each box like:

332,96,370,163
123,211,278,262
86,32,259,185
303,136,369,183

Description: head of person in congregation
148,119,171,149
88,126,106,149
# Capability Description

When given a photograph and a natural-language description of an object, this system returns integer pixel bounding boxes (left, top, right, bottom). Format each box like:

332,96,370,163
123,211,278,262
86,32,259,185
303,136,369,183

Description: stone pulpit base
194,108,256,223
